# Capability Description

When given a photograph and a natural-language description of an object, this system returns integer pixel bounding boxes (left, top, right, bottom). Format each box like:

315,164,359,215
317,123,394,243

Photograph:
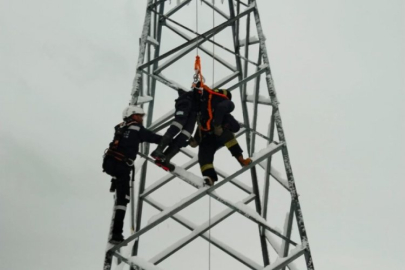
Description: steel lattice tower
106,1,315,269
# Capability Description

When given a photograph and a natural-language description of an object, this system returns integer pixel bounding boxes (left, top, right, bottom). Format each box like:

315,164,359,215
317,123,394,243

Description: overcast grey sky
0,0,404,270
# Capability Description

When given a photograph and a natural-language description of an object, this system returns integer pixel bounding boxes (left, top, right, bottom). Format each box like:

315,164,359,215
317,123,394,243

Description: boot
155,145,180,172
155,160,175,172
109,233,124,245
237,155,252,167
163,145,180,163
203,176,215,186
109,209,126,244
151,134,172,161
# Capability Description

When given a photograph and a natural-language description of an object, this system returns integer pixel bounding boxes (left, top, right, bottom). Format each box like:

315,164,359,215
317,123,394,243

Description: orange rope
194,55,204,87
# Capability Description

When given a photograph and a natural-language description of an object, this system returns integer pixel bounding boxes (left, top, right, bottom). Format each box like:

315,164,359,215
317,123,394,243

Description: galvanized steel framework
109,1,315,269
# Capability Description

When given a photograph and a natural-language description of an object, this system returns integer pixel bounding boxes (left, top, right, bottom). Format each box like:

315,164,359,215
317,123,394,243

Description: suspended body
151,89,199,171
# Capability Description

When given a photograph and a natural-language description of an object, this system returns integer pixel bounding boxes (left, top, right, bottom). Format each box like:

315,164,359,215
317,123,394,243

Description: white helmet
122,105,145,119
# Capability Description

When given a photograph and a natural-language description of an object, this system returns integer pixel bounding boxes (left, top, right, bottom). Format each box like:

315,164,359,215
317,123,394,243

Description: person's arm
213,100,235,130
189,127,201,148
139,127,162,144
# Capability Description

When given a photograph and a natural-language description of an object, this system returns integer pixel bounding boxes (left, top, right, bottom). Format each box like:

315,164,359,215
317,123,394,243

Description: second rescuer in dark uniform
191,82,251,186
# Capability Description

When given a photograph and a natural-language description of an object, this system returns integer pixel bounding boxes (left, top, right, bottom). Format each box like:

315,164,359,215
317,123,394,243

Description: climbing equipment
104,120,140,166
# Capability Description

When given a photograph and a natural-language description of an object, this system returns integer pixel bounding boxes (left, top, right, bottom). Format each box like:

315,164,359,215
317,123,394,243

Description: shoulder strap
128,125,140,131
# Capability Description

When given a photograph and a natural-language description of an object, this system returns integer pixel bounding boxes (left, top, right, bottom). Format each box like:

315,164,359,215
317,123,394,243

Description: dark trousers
198,130,243,182
165,111,197,148
102,157,131,236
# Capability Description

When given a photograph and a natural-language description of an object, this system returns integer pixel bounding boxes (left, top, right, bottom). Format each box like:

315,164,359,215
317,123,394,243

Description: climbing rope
194,2,216,269
208,195,212,270
208,1,216,270
195,0,198,56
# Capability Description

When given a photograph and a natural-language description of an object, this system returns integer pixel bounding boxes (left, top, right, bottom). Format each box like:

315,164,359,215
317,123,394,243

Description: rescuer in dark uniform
103,105,162,244
191,82,251,186
151,88,198,171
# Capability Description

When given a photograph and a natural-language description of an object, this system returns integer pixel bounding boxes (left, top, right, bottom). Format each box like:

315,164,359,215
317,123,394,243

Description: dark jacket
108,121,161,161
197,87,232,131
174,91,199,117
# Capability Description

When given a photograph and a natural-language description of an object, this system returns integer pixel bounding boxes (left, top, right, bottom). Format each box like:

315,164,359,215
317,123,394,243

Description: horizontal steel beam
207,181,297,246
140,128,248,198
141,152,296,251
216,168,253,194
139,4,255,71
258,161,290,191
148,109,175,131
150,119,173,133
262,247,306,270
149,195,256,265
239,38,260,47
141,157,199,198
109,141,285,253
141,153,289,246
165,22,237,72
163,15,258,68
148,0,166,9
140,69,180,92
165,0,192,18
144,196,262,270
234,0,249,8
213,71,240,89
202,0,230,20
246,94,272,106
227,64,268,91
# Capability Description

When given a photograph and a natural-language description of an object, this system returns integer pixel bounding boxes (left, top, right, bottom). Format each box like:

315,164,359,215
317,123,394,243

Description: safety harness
104,120,138,166
193,56,229,132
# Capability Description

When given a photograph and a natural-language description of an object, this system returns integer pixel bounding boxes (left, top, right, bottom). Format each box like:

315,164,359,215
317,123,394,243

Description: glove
213,125,223,136
189,137,199,148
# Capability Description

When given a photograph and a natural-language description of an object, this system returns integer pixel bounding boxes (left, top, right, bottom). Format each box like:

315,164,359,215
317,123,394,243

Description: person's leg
216,129,252,167
151,113,188,160
166,111,197,160
198,134,218,186
109,164,131,243
154,112,197,171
